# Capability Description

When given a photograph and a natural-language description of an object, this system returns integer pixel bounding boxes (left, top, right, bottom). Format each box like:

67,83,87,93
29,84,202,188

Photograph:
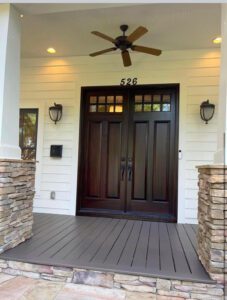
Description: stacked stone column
197,165,226,284
0,159,35,254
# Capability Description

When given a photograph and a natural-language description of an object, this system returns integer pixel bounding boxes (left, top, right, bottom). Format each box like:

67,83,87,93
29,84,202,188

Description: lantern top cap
200,100,215,108
49,103,62,110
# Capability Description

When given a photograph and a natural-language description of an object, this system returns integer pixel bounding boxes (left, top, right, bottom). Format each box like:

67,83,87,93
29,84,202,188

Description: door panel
107,122,122,199
152,121,170,201
86,121,102,198
133,122,148,200
78,85,178,222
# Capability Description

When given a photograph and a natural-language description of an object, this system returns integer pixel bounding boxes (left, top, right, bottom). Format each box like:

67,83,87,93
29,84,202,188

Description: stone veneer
0,159,36,254
197,165,226,287
0,260,224,299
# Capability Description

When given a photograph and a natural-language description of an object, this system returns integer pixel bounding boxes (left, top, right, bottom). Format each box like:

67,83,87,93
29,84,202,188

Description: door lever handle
127,158,133,181
120,158,126,181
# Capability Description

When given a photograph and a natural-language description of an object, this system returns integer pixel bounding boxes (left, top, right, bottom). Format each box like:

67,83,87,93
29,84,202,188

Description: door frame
76,83,179,222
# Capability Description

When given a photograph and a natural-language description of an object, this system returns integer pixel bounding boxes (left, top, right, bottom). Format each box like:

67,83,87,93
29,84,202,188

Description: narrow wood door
126,88,178,221
78,85,178,222
79,90,128,211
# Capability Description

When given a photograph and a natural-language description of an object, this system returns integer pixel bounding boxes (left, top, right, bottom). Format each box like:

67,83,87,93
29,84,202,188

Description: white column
214,4,227,165
0,4,21,159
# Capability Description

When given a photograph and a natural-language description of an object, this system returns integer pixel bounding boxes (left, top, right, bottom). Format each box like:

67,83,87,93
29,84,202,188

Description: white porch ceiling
15,3,221,58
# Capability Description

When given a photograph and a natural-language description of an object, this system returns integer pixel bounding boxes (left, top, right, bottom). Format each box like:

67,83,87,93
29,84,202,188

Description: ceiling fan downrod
120,24,129,36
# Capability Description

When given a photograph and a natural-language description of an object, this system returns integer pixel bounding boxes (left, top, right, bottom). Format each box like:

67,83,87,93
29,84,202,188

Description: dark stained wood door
79,89,129,211
78,85,179,222
126,88,178,221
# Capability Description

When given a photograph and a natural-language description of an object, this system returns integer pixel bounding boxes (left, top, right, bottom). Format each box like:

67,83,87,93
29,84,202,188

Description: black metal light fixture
200,100,215,124
49,103,63,124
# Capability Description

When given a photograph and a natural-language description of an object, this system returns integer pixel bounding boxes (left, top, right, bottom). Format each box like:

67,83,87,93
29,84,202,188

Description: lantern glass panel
50,108,59,122
203,106,214,121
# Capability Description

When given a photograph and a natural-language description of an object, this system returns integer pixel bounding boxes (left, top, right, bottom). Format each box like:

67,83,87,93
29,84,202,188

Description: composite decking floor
0,214,212,283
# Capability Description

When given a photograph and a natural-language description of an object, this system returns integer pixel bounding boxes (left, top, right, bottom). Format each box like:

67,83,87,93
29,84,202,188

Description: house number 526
120,78,138,86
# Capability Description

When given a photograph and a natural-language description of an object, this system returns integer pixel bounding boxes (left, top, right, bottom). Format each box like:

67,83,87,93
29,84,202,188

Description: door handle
120,158,126,181
127,158,133,181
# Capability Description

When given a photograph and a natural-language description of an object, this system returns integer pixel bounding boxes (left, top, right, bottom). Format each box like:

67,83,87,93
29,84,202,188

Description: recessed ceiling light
47,48,56,54
213,37,222,44
20,14,24,18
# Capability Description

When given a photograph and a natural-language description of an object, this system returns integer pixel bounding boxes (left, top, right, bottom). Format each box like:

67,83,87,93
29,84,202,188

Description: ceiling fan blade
121,50,131,67
91,31,116,43
132,45,162,56
89,47,117,57
127,26,148,43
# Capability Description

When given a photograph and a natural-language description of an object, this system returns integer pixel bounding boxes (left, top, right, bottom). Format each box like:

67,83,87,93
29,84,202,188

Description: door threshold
77,209,177,223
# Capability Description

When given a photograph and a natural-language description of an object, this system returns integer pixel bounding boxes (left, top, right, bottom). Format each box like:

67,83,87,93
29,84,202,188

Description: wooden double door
77,85,179,222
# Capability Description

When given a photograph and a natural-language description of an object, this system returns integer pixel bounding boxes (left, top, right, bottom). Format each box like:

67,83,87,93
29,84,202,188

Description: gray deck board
146,222,160,271
0,214,212,283
78,219,119,262
64,218,108,261
21,217,76,254
175,225,206,277
159,223,175,273
34,218,89,257
191,224,198,234
53,217,100,260
67,218,112,261
131,221,150,268
117,220,142,267
104,220,134,265
89,219,127,264
183,224,197,251
166,223,191,275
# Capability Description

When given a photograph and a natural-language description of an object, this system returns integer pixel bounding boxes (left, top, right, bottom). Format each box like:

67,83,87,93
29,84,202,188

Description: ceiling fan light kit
90,25,162,67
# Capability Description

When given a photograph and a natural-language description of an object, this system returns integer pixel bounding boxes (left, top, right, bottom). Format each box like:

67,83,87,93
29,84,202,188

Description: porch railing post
0,4,21,159
0,5,35,254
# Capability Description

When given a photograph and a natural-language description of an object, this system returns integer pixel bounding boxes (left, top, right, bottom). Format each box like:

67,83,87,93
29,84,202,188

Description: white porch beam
214,3,227,165
0,4,21,159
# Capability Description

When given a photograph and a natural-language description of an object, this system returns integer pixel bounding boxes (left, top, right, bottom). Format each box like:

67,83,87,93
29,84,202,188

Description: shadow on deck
0,213,212,283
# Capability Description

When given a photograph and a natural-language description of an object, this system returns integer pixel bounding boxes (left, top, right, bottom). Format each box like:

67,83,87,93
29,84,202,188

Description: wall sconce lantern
200,100,215,124
49,103,63,124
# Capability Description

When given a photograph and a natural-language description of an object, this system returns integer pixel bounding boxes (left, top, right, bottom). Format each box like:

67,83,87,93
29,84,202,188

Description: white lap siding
20,49,220,222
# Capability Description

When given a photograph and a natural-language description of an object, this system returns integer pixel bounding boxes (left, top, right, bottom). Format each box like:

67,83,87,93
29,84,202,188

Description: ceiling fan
89,25,162,67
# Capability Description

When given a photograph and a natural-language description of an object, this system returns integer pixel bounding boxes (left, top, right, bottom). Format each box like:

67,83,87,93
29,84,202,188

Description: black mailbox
50,145,63,158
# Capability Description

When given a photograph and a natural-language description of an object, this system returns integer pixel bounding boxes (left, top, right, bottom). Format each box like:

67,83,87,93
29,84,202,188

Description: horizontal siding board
187,67,220,77
185,200,198,209
187,86,218,96
38,191,71,201
33,207,71,215
21,73,75,83
42,165,72,174
34,200,71,209
42,174,71,183
21,82,75,91
40,182,71,192
187,76,219,86
185,142,217,151
21,90,75,99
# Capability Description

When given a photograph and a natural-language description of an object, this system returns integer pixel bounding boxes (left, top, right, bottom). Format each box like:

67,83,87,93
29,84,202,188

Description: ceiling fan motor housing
114,36,132,51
